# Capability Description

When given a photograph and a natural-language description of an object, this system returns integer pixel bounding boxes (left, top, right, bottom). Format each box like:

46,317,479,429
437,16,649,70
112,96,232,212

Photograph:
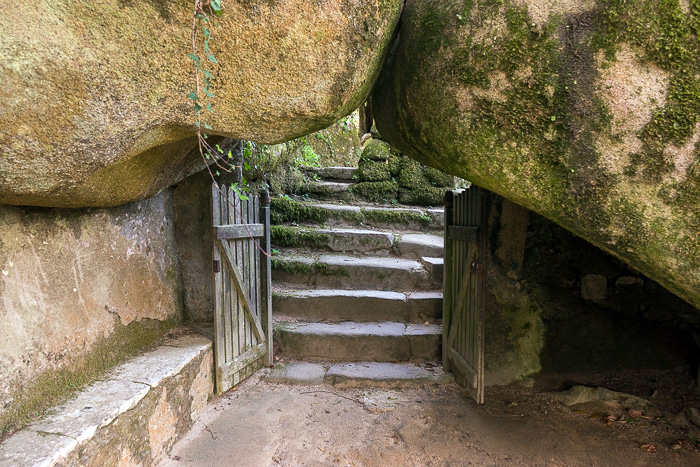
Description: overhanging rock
0,0,403,207
373,0,700,310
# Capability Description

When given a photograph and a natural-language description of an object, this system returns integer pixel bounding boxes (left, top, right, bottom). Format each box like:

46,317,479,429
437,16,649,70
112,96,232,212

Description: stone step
273,321,441,362
272,289,442,323
397,233,444,258
271,226,444,259
270,198,444,231
302,181,355,201
271,226,394,255
304,166,358,181
271,254,440,291
262,362,452,388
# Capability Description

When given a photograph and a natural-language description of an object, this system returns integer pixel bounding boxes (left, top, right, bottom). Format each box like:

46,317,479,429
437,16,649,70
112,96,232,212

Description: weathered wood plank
217,239,265,342
447,347,478,388
214,224,264,239
260,192,273,366
217,343,266,391
447,225,479,242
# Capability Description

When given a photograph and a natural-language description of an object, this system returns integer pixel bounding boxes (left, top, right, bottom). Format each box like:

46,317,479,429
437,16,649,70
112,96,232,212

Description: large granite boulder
374,0,700,309
0,0,402,207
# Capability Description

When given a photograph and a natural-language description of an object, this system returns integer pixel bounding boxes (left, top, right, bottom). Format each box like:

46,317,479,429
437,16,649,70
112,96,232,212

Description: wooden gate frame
442,187,486,403
211,184,273,393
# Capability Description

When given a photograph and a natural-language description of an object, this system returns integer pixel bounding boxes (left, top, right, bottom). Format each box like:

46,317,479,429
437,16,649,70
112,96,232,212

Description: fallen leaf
629,408,643,418
605,414,618,421
640,444,657,453
573,409,588,415
424,321,430,326
671,443,683,451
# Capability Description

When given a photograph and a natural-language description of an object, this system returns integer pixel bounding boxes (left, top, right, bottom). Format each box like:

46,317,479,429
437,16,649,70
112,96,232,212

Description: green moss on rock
271,225,331,248
424,166,455,187
357,158,392,182
352,181,399,203
360,139,391,161
398,186,444,206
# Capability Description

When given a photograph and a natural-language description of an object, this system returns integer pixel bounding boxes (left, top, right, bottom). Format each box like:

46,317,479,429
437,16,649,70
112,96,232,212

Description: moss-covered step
271,254,440,291
301,181,356,201
272,289,442,323
304,167,358,181
273,321,441,362
270,198,444,231
271,225,394,255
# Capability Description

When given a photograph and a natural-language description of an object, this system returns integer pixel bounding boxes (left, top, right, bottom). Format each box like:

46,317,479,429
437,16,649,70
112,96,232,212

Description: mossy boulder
0,0,403,207
361,139,392,161
358,158,392,182
398,186,444,206
424,166,455,188
374,0,700,310
352,180,399,203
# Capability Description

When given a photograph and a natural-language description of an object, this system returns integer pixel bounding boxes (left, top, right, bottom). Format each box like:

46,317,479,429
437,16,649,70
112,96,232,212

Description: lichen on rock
373,0,700,310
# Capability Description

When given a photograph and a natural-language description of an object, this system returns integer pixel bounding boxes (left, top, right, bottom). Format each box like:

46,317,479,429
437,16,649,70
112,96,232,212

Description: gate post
260,188,274,367
442,190,454,372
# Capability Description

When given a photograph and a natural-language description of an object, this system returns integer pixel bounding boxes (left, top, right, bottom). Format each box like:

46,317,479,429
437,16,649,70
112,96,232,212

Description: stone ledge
0,334,213,467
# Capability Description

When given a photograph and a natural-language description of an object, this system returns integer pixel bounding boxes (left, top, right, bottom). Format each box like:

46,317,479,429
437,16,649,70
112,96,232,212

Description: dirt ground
162,368,700,466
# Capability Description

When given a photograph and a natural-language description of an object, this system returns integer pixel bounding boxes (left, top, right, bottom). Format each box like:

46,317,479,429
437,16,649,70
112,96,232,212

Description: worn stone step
302,181,356,201
270,198,443,231
396,233,444,258
273,321,441,362
272,254,440,291
272,289,442,323
262,362,452,388
324,362,452,388
304,166,358,181
271,226,394,255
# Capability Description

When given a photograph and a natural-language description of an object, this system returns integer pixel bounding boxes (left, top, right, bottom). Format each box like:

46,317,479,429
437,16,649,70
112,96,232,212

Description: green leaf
203,87,215,98
201,26,210,39
244,162,250,171
207,52,218,64
193,103,202,113
194,121,201,127
227,150,233,159
203,70,213,79
216,144,223,153
203,122,212,130
204,40,210,54
187,91,199,101
216,170,220,176
207,103,214,113
187,53,200,64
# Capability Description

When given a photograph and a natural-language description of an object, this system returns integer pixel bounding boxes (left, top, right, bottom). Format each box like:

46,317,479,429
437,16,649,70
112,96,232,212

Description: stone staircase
265,166,451,388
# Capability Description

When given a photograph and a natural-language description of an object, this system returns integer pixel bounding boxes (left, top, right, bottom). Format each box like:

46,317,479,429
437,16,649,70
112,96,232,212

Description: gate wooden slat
217,240,265,342
211,183,273,393
443,186,486,404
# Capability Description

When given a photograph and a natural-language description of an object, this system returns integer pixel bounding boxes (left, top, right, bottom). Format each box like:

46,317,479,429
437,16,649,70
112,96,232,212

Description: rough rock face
374,0,700,310
0,0,402,207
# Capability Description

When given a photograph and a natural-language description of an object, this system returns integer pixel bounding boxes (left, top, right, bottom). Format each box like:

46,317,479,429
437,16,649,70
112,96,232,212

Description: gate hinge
213,259,221,273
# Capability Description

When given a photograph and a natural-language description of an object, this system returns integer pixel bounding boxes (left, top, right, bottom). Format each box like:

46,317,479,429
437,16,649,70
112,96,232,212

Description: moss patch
357,158,392,182
360,139,391,161
271,225,331,248
352,181,399,203
0,317,178,439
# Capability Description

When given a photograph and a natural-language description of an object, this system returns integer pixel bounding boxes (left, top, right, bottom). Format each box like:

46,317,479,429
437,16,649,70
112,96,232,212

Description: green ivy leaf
216,144,223,153
194,103,202,113
203,122,212,130
207,52,218,64
201,26,210,39
203,87,215,98
207,103,214,113
187,53,200,65
203,70,213,79
187,91,199,101
227,150,233,159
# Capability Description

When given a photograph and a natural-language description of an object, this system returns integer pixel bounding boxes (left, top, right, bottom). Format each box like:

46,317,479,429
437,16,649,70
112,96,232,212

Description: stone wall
0,192,183,434
483,192,698,385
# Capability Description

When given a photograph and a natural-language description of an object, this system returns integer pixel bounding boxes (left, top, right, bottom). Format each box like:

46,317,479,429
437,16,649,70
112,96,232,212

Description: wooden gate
442,186,486,403
211,183,272,393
